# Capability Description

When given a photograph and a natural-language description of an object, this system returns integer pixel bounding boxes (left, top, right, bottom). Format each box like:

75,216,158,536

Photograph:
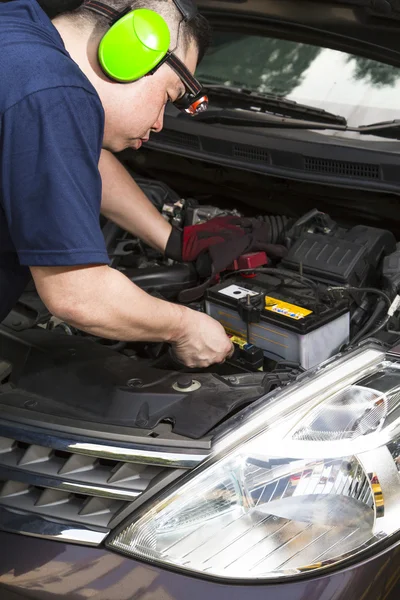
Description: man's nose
151,105,166,133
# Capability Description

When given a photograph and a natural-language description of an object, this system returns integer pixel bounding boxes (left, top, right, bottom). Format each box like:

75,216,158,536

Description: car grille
0,436,163,525
0,425,201,545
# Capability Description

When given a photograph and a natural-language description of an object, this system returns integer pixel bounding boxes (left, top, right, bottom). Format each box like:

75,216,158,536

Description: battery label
265,296,313,320
219,285,259,300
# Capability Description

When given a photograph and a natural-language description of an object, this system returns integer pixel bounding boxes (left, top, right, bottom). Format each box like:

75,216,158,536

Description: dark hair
48,0,211,63
186,13,211,63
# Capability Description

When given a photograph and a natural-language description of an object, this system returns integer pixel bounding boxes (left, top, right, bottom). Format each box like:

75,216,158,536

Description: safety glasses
164,52,208,116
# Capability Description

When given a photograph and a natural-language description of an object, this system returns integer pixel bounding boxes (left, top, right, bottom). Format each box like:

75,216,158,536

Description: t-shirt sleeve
0,86,109,267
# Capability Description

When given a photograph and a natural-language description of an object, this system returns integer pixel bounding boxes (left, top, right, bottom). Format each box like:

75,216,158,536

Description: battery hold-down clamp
238,292,264,338
230,291,265,369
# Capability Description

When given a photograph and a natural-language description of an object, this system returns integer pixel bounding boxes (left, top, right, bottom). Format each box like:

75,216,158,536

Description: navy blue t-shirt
0,0,109,321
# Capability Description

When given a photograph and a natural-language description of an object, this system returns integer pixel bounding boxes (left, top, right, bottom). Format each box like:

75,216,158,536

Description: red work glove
165,216,244,262
166,216,288,302
166,216,287,263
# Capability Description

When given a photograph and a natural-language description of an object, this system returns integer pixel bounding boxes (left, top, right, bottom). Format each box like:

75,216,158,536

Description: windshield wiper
205,84,347,126
193,109,400,140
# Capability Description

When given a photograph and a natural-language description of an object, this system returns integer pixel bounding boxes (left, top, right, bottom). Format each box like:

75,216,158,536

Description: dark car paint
0,531,399,600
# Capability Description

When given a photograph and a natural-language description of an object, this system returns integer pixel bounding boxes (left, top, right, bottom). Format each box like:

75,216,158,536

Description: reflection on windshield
347,56,399,87
196,32,400,126
200,34,322,96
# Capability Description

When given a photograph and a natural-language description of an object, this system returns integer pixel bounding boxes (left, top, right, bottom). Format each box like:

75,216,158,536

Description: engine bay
1,166,400,441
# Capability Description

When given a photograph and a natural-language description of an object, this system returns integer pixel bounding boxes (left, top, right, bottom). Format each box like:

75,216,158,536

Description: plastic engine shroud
0,329,298,439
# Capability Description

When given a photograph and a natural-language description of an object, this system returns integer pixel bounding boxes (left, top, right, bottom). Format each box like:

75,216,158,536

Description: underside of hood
198,0,400,65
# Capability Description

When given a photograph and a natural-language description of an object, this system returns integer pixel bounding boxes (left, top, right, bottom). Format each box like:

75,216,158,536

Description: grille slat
18,444,52,466
0,480,29,498
79,496,117,517
58,453,97,475
108,462,152,484
35,488,70,508
0,437,14,453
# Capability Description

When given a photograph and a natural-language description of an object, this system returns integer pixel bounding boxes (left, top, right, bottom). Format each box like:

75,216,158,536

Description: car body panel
0,531,400,600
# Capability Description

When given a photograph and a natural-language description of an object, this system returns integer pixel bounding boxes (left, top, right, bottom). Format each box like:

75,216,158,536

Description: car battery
205,276,350,369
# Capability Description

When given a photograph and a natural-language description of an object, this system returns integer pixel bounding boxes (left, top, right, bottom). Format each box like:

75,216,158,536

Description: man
0,0,234,367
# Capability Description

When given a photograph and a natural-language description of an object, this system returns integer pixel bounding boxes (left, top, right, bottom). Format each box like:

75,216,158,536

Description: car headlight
107,345,400,580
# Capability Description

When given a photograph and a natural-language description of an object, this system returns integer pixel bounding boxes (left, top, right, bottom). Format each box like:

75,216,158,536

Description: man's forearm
99,149,172,253
30,264,234,368
31,265,185,342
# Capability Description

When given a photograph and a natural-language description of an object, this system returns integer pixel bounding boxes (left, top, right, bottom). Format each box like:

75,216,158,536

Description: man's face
100,42,199,153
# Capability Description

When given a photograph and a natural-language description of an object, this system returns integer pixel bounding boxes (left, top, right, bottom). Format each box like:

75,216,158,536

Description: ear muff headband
83,1,208,115
98,8,171,82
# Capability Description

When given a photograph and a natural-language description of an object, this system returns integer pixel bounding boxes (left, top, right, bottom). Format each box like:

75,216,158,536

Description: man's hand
165,215,288,265
171,308,234,368
30,264,233,369
165,215,288,302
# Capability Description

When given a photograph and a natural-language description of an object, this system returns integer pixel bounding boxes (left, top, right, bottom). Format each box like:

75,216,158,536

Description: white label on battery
218,285,259,300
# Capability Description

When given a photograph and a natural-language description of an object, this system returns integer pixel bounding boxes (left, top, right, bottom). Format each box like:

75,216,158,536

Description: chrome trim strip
0,464,140,501
0,420,207,468
0,505,107,545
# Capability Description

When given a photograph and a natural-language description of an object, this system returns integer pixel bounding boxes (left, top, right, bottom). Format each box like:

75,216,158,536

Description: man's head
52,0,211,151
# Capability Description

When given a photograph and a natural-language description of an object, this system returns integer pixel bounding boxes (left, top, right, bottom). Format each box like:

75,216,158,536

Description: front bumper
0,531,400,600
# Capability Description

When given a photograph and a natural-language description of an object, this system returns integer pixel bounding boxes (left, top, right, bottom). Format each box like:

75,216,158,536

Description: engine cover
0,329,275,439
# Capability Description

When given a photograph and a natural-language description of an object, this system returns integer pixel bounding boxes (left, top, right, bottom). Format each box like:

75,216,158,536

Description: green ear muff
98,8,171,83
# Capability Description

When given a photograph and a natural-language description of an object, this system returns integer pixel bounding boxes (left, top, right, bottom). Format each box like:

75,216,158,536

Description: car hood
198,0,400,65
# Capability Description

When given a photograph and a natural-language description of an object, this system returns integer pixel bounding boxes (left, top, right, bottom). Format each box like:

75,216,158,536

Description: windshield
196,32,400,129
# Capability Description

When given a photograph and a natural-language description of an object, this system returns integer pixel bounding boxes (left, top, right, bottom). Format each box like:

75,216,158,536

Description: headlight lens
108,346,400,580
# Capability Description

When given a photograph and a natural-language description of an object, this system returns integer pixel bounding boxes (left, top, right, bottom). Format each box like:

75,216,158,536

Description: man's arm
30,265,233,368
99,149,172,253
